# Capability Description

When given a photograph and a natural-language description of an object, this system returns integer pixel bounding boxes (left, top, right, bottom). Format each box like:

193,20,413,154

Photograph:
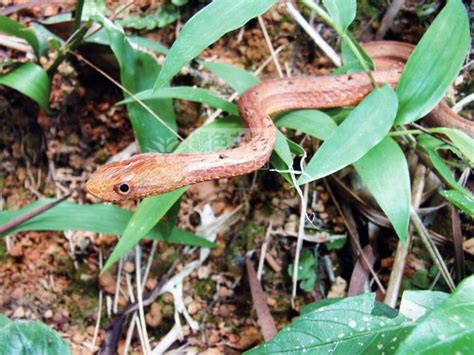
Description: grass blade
199,61,260,94
275,109,337,140
118,86,239,115
322,0,356,31
0,199,213,248
395,0,470,125
153,0,276,89
0,15,44,56
354,137,410,243
99,17,177,153
0,63,50,112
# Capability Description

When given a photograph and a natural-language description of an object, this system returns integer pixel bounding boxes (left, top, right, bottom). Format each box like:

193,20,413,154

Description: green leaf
439,190,474,218
172,0,189,6
300,298,343,315
0,315,10,328
0,199,214,248
299,84,398,185
323,0,356,31
118,3,178,30
0,15,44,56
99,17,177,153
0,63,50,112
118,86,239,115
325,234,347,250
199,61,260,94
287,250,317,291
246,293,414,354
103,116,242,271
354,137,410,243
417,135,470,195
429,128,474,163
269,153,293,185
154,0,276,89
400,290,449,320
396,275,474,354
395,0,469,125
128,35,169,55
0,320,70,355
338,33,374,73
274,130,293,167
275,109,337,140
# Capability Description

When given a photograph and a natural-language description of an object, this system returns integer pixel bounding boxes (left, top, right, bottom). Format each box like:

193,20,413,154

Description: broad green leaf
0,63,50,112
299,84,398,185
395,0,469,125
429,128,474,163
99,17,177,153
396,275,474,354
275,109,337,140
0,15,44,56
354,137,410,243
199,61,260,94
322,0,356,31
104,116,242,271
154,0,276,89
439,190,474,218
300,298,343,315
0,315,10,328
0,320,70,355
119,86,239,115
400,290,449,321
247,293,414,354
0,200,214,248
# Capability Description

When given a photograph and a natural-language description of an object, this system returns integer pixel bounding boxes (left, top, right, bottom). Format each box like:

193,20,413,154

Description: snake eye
116,183,130,195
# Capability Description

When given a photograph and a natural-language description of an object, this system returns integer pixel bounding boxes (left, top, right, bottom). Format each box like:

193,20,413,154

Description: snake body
86,41,473,202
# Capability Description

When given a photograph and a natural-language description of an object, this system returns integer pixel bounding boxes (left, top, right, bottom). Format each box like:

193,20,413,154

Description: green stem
302,0,378,87
72,0,85,32
47,19,92,75
389,129,424,137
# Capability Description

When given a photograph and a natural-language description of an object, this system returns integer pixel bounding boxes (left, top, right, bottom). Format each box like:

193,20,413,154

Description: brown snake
86,41,473,202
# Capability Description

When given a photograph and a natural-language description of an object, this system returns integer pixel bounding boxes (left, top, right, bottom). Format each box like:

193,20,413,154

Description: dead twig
324,179,386,294
451,206,465,282
376,0,406,40
245,259,277,341
385,164,425,307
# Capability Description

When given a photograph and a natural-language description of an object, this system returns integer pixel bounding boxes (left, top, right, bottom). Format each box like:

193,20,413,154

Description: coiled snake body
86,41,473,202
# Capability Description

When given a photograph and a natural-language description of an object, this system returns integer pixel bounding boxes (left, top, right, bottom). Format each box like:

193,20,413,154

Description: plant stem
389,129,424,137
410,208,455,291
72,0,85,32
301,0,378,87
47,19,93,75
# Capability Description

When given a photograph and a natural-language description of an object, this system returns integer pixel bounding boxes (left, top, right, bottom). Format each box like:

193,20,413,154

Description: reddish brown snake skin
86,41,473,202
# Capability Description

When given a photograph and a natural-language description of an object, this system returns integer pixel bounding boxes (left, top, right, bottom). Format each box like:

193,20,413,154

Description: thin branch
286,1,341,67
258,16,284,77
246,258,277,341
376,0,406,40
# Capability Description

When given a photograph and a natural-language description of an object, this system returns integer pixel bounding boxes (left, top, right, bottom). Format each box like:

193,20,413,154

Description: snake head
86,154,185,202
